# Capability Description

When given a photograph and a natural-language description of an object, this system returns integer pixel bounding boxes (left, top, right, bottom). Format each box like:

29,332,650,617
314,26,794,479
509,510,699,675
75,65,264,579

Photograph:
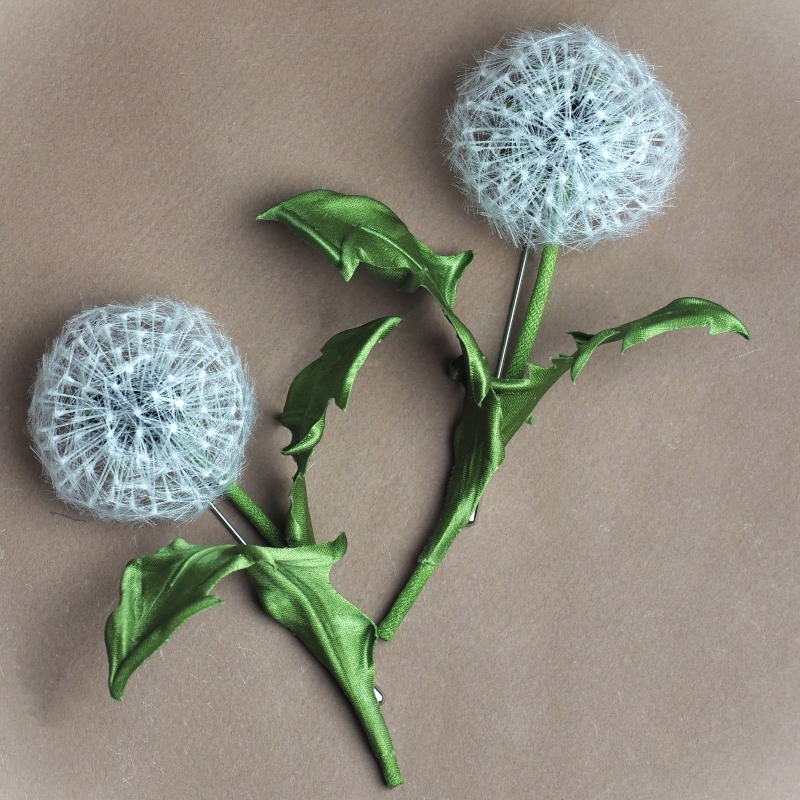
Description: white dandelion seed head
444,25,687,250
28,299,257,523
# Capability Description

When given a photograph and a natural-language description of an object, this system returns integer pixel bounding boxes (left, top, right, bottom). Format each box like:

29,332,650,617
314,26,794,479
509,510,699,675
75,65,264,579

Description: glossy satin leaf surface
569,296,750,382
281,315,401,473
105,539,252,701
259,190,471,305
247,534,401,786
106,536,402,787
261,190,492,402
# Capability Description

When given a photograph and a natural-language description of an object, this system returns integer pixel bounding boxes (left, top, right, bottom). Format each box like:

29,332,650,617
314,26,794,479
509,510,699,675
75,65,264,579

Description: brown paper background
1,1,798,798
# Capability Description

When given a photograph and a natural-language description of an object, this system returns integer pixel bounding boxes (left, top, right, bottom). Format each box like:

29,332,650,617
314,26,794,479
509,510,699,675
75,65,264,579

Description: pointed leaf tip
568,297,749,382
105,539,252,700
280,316,401,473
258,189,473,303
260,189,491,403
245,532,402,786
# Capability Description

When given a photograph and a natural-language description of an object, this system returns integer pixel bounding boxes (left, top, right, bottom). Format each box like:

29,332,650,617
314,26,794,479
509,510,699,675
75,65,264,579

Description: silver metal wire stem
495,246,531,381
468,246,530,525
209,502,248,545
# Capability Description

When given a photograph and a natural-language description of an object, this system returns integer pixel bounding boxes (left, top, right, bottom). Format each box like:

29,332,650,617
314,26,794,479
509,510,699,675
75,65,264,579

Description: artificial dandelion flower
444,25,687,249
29,299,257,522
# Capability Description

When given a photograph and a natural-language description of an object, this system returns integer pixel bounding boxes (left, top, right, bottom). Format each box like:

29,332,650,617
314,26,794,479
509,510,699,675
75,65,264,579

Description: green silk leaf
286,471,314,547
379,370,571,639
446,313,492,403
380,297,749,638
106,536,402,787
494,356,574,444
281,316,401,473
413,360,569,570
419,390,503,567
247,533,401,787
259,190,472,306
261,190,492,402
448,341,571,435
105,539,252,700
569,297,750,382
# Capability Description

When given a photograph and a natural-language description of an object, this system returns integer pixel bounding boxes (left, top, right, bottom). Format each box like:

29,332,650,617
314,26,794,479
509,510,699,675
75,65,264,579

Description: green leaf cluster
106,189,749,789
260,190,492,401
107,533,401,786
106,314,404,788
261,190,749,643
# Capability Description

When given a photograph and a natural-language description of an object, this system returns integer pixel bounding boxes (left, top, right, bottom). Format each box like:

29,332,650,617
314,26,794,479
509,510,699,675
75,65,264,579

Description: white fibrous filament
29,299,257,523
445,25,687,250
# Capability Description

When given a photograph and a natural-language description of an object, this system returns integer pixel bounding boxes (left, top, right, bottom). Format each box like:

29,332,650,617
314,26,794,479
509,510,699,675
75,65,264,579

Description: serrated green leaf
494,356,574,445
423,390,505,566
106,536,403,786
261,190,492,402
568,297,750,382
281,316,401,473
412,355,572,573
259,190,472,307
247,534,402,787
105,539,252,700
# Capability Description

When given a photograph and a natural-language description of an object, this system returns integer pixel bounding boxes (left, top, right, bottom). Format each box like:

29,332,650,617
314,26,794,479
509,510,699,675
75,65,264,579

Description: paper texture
0,1,797,797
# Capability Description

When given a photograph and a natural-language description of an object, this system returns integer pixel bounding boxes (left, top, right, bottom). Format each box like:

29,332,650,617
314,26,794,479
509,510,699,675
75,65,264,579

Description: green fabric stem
379,562,436,641
507,244,559,379
225,483,283,547
379,246,561,640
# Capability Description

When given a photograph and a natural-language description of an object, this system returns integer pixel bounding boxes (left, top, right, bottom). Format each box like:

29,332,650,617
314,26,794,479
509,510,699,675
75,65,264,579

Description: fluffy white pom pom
444,25,687,249
29,299,257,523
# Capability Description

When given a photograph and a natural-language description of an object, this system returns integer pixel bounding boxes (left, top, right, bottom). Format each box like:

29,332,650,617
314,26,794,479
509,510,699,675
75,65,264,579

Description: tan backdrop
1,1,798,798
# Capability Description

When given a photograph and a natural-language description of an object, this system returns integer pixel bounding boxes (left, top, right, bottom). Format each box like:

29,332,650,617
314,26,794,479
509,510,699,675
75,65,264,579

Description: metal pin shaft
495,246,531,382
468,246,530,525
209,502,248,545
